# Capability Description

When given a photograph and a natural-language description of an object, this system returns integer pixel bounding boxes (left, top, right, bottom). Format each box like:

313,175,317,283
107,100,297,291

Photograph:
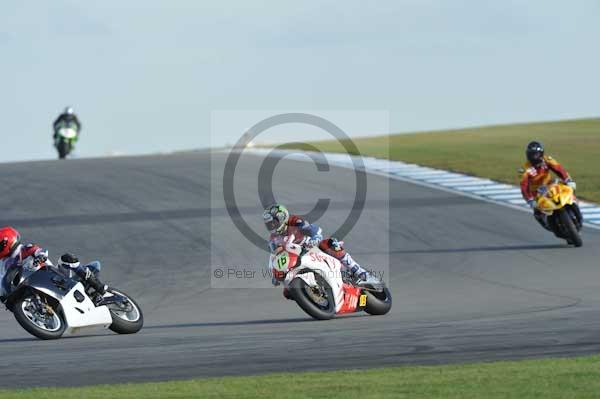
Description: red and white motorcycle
270,236,392,320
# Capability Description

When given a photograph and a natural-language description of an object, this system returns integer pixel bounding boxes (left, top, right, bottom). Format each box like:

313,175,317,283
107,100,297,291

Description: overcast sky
1,1,599,162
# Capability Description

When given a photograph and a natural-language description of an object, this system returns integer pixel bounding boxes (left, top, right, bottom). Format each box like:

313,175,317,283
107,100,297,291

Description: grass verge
3,356,600,398
283,118,600,203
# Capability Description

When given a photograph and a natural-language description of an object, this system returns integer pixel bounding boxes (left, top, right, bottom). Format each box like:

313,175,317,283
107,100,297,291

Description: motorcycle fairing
60,283,112,334
5,267,77,308
6,267,112,334
285,248,349,313
537,183,576,215
337,284,366,314
57,127,78,140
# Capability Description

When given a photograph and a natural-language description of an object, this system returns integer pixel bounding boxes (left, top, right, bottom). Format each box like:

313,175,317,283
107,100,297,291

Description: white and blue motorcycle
1,258,143,340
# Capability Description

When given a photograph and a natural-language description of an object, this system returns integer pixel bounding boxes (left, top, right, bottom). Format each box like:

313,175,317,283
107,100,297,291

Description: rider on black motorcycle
0,227,106,302
53,106,81,141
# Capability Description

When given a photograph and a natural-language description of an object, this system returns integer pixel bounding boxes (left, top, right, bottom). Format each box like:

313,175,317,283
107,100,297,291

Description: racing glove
565,179,577,191
527,199,537,210
33,248,48,263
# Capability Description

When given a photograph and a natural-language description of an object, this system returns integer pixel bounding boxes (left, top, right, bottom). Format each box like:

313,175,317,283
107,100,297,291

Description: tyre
569,203,584,229
13,293,65,340
558,208,583,247
364,287,392,316
289,273,336,320
106,289,144,334
57,139,70,159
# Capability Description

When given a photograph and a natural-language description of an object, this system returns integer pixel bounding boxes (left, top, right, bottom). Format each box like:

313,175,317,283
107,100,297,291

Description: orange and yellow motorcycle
536,180,583,247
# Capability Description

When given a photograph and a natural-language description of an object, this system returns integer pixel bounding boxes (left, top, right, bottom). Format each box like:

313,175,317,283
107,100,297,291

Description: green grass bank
3,355,600,399
283,118,600,202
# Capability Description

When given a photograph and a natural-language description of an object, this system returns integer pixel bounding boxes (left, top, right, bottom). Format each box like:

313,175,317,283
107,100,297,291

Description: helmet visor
265,219,280,233
528,151,543,165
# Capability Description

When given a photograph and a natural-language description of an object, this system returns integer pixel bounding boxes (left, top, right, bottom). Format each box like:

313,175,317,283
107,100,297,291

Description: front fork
31,293,55,316
54,137,76,149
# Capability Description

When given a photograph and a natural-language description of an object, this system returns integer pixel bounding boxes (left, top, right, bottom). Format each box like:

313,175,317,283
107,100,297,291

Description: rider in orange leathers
520,141,576,230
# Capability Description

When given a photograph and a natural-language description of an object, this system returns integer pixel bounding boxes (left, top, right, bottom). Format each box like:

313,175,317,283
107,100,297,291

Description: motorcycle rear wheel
13,293,66,340
558,208,583,247
290,274,335,320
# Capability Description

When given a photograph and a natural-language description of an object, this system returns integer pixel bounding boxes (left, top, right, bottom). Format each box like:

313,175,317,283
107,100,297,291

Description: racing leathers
520,155,574,230
268,215,368,287
57,253,107,295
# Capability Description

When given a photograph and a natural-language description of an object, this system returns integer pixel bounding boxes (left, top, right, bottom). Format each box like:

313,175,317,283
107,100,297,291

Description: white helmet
64,106,74,115
58,253,80,269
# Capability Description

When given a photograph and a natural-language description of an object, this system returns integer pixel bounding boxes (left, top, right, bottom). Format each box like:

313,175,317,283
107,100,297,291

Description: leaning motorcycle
536,180,583,247
1,258,143,340
54,121,79,159
270,236,392,320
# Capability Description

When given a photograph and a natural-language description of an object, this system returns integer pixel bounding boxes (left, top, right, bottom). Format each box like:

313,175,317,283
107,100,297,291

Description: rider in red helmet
0,227,48,299
0,227,20,260
0,227,106,301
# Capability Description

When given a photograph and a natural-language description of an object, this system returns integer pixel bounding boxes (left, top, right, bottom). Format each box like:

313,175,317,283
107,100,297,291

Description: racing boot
76,267,107,295
87,273,108,295
342,253,380,288
354,271,382,288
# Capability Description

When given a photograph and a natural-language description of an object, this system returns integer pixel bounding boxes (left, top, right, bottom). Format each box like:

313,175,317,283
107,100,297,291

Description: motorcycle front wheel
558,208,583,247
57,139,70,159
13,293,66,340
290,273,336,320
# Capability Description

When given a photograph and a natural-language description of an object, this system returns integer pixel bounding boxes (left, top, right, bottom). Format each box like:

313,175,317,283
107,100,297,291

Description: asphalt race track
1,151,600,388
